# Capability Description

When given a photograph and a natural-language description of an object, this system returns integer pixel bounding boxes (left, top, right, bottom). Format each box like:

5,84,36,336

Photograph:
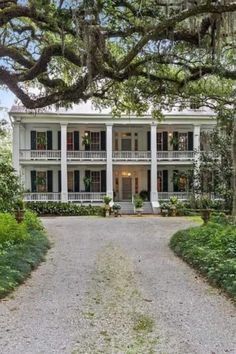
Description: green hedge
26,201,103,216
0,211,50,298
170,222,236,302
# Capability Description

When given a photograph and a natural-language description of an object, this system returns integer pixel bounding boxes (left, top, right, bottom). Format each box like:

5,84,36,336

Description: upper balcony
19,149,195,162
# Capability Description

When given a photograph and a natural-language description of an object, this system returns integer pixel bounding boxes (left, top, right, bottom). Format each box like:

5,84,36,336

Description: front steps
119,201,153,215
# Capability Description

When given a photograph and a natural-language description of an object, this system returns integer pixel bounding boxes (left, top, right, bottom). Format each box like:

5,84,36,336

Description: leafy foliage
0,160,22,212
170,222,236,302
0,211,49,298
26,201,103,216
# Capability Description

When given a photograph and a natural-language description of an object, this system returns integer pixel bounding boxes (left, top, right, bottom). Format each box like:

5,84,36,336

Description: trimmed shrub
26,202,103,216
170,222,236,302
0,213,28,244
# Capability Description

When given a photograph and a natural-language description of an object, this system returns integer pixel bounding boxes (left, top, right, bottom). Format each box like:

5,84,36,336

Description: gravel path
0,216,235,354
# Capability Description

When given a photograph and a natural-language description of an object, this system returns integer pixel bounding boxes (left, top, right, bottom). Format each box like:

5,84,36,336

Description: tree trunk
232,118,236,220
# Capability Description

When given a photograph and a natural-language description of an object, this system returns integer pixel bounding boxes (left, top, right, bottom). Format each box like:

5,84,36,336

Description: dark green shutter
74,131,80,151
188,132,193,150
173,170,179,192
101,170,106,192
163,132,168,151
31,171,37,192
173,132,179,151
47,131,52,150
101,131,106,151
58,131,61,150
147,170,151,201
85,170,91,192
58,171,61,192
47,170,53,192
84,131,90,151
147,131,151,151
74,170,80,192
31,131,36,150
163,170,168,192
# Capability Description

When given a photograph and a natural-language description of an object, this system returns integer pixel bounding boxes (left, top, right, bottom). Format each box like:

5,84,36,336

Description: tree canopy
0,0,236,112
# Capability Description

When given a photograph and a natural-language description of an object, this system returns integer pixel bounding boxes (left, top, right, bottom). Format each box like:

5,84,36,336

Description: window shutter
31,171,37,192
58,171,61,192
173,170,179,192
163,132,168,151
147,170,151,200
173,132,179,151
58,131,61,150
101,131,106,151
31,131,36,150
84,131,90,151
188,132,193,150
47,131,52,150
84,170,91,192
163,170,168,192
101,170,106,193
147,131,151,151
74,170,80,192
74,131,80,151
47,170,53,192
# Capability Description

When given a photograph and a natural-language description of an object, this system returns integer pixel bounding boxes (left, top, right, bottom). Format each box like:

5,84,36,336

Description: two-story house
10,103,216,213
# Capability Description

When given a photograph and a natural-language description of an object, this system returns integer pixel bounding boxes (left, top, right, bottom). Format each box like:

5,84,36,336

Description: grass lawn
170,220,236,302
0,211,50,298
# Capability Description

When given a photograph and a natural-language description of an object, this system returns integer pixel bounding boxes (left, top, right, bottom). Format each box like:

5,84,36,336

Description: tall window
37,171,47,192
91,171,100,192
178,133,188,151
37,132,46,150
90,132,100,151
68,171,74,192
67,132,74,151
157,133,163,151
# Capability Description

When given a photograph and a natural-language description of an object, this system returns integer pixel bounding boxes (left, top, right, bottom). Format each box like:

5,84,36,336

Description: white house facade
10,104,216,213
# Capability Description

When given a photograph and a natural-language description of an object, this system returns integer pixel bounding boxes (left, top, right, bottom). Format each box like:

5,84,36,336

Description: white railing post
150,123,159,207
106,124,113,200
61,123,68,202
193,125,201,193
12,121,20,175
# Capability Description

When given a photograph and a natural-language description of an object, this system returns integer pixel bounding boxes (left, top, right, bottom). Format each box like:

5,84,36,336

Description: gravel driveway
0,216,235,354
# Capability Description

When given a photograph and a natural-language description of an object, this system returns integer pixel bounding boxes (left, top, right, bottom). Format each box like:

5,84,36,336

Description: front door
121,138,132,151
122,177,132,200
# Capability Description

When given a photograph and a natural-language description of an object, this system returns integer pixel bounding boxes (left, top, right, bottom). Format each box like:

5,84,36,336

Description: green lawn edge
169,223,236,303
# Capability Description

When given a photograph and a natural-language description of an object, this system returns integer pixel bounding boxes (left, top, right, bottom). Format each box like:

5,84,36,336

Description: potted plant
103,195,112,217
82,134,91,147
160,202,169,217
113,203,121,217
15,198,25,223
134,196,143,216
83,176,92,191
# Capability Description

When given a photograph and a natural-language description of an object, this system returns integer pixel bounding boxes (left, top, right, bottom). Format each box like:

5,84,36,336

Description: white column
150,123,159,206
106,124,113,199
61,123,68,202
12,121,20,175
193,125,201,192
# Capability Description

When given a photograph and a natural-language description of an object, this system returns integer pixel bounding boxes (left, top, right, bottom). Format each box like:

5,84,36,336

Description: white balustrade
113,151,151,160
20,150,61,160
67,151,107,160
68,192,106,202
157,151,194,160
24,193,61,201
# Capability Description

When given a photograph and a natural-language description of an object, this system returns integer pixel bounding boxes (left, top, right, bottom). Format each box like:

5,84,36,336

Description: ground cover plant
0,211,50,298
170,218,236,302
26,202,103,216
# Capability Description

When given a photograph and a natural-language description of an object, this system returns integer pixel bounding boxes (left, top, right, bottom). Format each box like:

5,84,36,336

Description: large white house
10,103,216,213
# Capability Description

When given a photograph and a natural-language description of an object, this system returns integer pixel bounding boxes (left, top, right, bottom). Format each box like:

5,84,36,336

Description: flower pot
135,208,143,216
161,209,168,217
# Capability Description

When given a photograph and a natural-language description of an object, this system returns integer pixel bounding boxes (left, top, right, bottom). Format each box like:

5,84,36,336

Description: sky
0,89,15,110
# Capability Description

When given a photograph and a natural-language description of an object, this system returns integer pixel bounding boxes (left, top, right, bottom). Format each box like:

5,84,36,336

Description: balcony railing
24,193,61,201
157,151,194,160
67,151,107,160
68,192,106,202
158,192,190,200
113,151,151,161
20,150,61,160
